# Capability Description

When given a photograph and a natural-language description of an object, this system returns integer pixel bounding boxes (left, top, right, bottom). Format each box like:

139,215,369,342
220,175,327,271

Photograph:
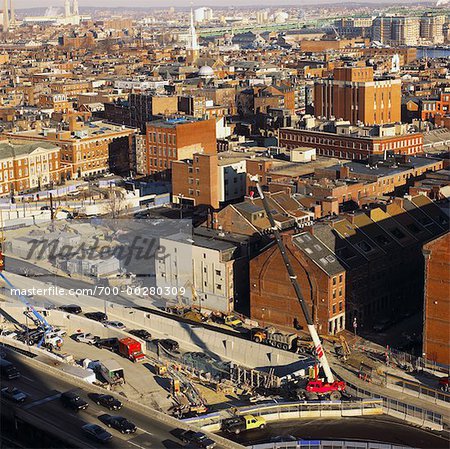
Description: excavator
249,176,346,400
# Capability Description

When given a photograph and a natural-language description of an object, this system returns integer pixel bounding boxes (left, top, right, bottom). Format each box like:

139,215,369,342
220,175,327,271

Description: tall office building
372,15,444,46
314,66,401,125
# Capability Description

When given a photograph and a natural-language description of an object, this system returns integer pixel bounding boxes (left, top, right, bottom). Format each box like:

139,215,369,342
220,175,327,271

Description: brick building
250,231,346,335
0,140,64,196
279,124,423,160
422,232,450,366
250,194,448,333
314,66,401,125
145,117,216,179
2,118,136,179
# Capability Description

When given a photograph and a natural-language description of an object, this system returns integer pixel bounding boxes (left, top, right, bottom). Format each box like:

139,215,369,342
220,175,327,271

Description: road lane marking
127,441,148,449
136,427,153,436
23,392,61,409
21,375,35,382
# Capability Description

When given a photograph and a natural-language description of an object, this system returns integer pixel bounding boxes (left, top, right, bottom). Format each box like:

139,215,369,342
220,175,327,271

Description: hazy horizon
11,0,434,8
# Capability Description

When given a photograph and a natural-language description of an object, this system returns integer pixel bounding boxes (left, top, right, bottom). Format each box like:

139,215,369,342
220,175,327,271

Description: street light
178,194,184,220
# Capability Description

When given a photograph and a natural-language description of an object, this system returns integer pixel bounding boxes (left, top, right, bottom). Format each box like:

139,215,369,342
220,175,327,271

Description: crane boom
250,177,335,383
0,272,53,347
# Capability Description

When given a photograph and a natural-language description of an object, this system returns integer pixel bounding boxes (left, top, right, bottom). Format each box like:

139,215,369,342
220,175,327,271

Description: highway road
0,349,230,449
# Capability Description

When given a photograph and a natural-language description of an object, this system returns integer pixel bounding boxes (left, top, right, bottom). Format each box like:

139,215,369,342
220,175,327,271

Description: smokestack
9,0,14,25
2,0,9,31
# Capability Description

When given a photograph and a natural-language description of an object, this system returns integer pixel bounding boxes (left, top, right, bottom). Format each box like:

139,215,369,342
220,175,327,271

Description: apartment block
145,117,217,179
314,66,401,125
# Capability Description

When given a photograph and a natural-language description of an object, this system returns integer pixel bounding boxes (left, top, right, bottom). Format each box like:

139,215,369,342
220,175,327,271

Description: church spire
188,6,199,51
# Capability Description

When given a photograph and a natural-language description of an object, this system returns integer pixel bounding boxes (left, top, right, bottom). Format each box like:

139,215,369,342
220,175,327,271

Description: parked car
104,321,126,330
60,391,89,411
158,338,179,353
81,424,112,443
1,387,28,403
98,414,137,434
85,312,108,322
89,393,122,411
59,304,82,314
128,329,152,342
74,333,99,345
174,429,216,449
95,338,119,351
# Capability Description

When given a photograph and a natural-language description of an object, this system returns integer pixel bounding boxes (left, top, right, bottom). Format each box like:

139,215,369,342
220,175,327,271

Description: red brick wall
250,233,345,334
423,232,450,366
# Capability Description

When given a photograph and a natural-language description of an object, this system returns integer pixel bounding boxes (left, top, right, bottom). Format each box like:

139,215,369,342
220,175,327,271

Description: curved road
223,416,450,448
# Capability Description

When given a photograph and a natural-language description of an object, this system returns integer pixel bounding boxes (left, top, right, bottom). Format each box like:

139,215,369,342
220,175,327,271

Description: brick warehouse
250,231,346,335
423,232,450,366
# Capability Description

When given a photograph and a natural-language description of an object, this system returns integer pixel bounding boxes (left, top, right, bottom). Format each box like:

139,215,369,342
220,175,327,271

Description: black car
95,337,119,351
176,430,216,449
1,387,28,403
84,312,108,322
0,359,20,380
60,391,89,411
59,304,82,314
129,329,152,342
89,394,122,410
81,423,112,443
159,338,179,352
98,414,137,434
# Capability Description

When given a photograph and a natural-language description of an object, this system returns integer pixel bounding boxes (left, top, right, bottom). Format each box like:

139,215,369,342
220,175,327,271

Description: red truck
118,337,145,362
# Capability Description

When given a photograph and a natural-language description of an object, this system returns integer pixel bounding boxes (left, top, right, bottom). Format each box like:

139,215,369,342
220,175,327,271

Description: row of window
148,131,177,145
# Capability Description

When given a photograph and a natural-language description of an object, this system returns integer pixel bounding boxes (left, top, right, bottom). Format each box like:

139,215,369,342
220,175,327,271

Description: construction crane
249,176,345,398
0,272,61,350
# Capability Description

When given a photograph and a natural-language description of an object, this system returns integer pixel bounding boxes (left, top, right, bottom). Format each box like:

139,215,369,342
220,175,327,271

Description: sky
12,0,428,7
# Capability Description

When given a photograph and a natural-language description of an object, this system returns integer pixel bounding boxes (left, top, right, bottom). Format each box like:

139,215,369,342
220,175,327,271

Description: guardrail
344,381,443,430
248,440,415,449
385,372,450,406
182,400,383,432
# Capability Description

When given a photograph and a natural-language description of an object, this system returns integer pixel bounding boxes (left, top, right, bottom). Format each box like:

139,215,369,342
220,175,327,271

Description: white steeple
188,7,199,51
72,0,79,16
64,0,71,18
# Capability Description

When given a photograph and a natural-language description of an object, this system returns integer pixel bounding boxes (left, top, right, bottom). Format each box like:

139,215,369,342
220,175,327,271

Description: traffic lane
222,416,450,449
1,351,203,449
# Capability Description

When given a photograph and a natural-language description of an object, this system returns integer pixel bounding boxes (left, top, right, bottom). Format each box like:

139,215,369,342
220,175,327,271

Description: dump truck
251,327,297,351
99,359,125,386
118,337,145,362
222,415,266,435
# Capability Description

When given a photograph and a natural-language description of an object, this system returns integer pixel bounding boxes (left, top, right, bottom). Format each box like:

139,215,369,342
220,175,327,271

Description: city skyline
10,0,435,8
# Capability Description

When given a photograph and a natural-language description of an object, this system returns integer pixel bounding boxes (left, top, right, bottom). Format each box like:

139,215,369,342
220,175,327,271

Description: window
215,270,221,276
339,274,343,283
332,305,336,314
333,277,337,286
339,301,343,311
216,284,222,290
